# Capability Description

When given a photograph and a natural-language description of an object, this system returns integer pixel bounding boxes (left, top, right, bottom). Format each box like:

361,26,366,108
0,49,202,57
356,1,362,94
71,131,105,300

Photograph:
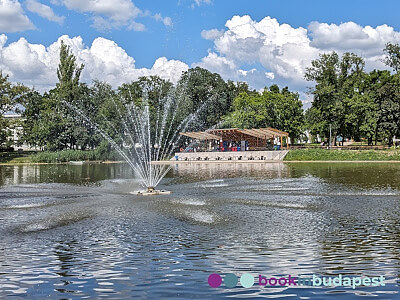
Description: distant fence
290,145,391,150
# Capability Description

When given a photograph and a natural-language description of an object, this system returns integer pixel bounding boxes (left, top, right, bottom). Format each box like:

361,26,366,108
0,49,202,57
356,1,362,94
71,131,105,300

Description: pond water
0,162,399,299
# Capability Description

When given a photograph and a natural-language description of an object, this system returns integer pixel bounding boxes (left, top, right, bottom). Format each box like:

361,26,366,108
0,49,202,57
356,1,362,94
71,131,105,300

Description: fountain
65,86,205,195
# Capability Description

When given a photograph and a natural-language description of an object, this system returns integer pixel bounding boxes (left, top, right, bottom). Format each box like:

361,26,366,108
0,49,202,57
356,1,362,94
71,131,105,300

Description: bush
30,148,120,163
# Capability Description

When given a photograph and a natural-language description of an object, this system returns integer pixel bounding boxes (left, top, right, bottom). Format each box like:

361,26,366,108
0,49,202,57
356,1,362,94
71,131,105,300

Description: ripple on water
184,210,216,224
18,212,93,233
0,165,400,299
170,198,206,206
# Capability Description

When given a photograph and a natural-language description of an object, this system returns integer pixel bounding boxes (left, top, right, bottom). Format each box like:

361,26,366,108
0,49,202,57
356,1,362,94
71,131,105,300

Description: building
175,127,289,161
2,114,36,151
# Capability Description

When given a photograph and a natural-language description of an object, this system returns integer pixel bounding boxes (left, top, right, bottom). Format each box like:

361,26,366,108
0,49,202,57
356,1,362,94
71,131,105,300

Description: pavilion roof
179,127,288,140
179,131,222,140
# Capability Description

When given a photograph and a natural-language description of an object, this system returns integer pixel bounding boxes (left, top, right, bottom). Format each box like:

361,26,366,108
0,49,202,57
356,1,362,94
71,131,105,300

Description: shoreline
0,160,126,166
153,160,400,164
3,160,400,166
3,159,400,166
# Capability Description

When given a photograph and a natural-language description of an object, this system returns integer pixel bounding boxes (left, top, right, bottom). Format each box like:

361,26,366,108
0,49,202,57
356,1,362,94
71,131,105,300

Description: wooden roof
179,127,288,140
179,131,222,140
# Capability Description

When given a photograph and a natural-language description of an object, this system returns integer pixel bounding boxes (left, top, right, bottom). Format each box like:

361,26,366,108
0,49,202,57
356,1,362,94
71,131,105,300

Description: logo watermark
208,273,385,289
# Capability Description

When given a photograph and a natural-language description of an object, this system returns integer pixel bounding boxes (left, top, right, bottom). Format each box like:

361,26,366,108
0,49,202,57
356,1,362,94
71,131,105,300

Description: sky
1,0,400,104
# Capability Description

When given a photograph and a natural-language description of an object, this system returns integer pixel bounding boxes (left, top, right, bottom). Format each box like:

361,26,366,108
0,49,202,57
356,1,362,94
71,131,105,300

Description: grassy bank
4,148,400,164
0,149,120,164
30,149,121,163
0,151,34,164
284,148,400,161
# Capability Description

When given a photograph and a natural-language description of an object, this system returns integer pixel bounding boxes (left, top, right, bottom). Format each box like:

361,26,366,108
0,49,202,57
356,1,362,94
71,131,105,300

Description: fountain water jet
65,86,209,195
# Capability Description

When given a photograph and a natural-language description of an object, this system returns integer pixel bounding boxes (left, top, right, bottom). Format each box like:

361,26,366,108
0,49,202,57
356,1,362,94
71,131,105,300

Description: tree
342,94,377,144
305,106,326,143
56,41,84,102
0,72,29,148
224,85,304,142
21,90,45,149
305,52,367,144
383,42,400,73
223,92,265,129
366,70,400,145
270,87,304,142
176,67,235,130
26,41,86,151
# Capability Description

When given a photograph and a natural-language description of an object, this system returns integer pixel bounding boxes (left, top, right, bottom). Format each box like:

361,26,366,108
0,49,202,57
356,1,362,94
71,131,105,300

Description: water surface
0,162,399,299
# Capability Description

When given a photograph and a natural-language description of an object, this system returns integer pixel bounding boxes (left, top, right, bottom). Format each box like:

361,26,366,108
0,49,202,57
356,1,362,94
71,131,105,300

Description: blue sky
1,0,400,102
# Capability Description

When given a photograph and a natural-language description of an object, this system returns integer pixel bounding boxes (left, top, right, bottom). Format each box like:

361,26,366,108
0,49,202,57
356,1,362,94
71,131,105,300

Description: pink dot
208,273,222,288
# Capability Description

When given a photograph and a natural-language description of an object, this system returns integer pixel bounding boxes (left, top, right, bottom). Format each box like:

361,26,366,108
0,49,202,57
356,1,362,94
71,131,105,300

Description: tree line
1,41,400,152
305,43,400,146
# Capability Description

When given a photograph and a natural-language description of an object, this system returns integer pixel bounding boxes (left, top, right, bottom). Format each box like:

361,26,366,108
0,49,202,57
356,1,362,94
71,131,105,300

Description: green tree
304,106,326,143
21,90,46,149
38,41,86,150
383,42,400,73
176,67,235,130
366,70,400,145
305,52,366,144
0,72,29,148
342,94,377,144
224,85,304,142
56,41,84,102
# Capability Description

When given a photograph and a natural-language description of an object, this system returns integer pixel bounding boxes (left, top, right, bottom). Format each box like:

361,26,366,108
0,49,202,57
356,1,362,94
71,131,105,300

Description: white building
3,114,37,151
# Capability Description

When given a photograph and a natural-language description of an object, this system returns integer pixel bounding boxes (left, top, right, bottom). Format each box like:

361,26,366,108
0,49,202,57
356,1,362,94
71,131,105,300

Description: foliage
175,67,239,130
224,84,304,142
3,42,400,160
0,72,29,148
305,52,366,144
284,148,400,161
383,42,400,73
305,50,400,146
0,151,30,163
56,41,84,102
30,148,118,163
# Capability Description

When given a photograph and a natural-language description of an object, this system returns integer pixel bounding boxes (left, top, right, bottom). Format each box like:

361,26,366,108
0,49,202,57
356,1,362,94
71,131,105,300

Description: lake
0,162,399,299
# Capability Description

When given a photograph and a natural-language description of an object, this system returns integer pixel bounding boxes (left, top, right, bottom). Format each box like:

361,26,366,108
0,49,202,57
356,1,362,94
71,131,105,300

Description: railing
290,145,391,150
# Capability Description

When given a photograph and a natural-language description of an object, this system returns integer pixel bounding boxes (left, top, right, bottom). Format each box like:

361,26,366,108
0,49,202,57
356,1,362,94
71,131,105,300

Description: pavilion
179,127,289,151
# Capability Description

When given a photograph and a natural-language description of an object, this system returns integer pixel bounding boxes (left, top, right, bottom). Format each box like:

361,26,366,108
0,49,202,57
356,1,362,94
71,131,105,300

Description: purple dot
208,273,222,288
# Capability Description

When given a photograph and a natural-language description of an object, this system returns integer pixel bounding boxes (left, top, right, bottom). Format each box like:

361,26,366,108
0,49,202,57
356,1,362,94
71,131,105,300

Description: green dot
224,273,238,288
240,273,254,288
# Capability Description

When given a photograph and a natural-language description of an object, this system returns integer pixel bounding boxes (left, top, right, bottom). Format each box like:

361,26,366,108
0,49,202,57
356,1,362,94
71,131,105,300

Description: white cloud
56,0,172,31
201,29,224,40
126,20,146,32
195,52,236,76
0,34,7,48
153,13,173,27
196,15,317,89
308,21,400,56
265,72,274,80
61,0,142,30
26,0,65,24
196,15,400,95
193,0,211,6
3,14,400,104
0,0,35,32
194,52,275,88
0,35,188,91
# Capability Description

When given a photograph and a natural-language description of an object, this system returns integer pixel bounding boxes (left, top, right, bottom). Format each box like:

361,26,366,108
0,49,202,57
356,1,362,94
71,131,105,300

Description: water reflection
0,162,399,298
0,163,134,186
